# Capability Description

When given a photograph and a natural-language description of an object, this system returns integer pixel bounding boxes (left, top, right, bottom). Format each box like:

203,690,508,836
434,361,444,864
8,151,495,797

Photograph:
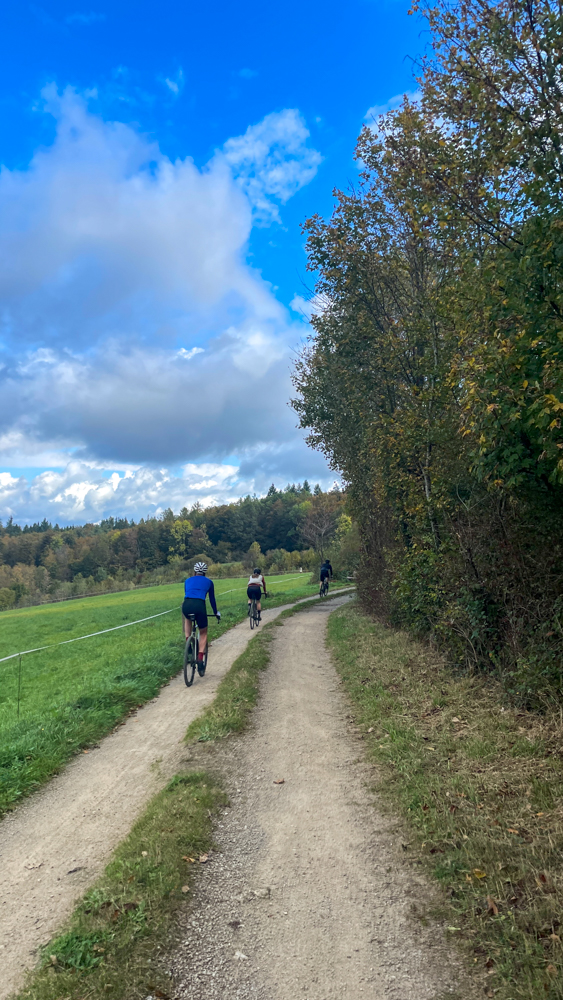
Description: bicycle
250,593,265,628
249,591,267,629
319,577,330,598
183,613,218,687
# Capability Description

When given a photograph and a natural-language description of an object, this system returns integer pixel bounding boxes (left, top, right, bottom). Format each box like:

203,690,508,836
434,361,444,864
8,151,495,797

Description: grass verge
328,603,563,1000
15,771,226,1000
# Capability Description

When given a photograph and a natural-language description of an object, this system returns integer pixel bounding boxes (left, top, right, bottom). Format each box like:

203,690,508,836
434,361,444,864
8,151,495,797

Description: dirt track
0,594,350,1000
170,597,468,999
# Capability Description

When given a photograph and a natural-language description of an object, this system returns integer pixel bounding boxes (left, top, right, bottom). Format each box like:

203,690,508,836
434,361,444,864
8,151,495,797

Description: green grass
15,771,226,1000
328,603,563,1000
0,574,318,815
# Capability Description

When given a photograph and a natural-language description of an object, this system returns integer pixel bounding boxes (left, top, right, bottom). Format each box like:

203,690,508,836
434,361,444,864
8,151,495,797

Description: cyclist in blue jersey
182,562,220,674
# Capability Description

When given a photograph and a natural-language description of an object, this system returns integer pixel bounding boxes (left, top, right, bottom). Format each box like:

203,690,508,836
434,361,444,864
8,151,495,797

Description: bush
0,587,15,610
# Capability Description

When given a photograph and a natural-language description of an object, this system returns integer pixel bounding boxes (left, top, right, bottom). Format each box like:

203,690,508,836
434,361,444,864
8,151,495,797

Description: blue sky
0,0,422,524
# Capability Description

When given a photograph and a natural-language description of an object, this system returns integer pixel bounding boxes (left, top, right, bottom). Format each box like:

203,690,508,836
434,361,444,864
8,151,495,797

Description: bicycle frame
183,611,219,687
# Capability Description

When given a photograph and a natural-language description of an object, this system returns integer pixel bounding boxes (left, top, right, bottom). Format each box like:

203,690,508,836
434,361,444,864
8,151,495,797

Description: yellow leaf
473,869,487,879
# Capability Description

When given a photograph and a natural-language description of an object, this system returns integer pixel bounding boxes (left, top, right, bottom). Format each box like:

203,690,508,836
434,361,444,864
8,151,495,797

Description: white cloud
177,346,204,360
0,89,329,521
65,11,106,25
163,69,184,95
365,89,421,122
289,292,329,322
0,451,332,524
0,89,315,350
220,109,322,223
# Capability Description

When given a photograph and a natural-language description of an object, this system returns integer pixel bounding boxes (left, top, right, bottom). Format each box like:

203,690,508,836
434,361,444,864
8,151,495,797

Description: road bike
249,592,267,629
319,577,330,597
183,612,218,687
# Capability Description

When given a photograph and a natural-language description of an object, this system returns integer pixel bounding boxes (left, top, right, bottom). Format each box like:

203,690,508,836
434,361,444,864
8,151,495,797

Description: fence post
17,654,22,718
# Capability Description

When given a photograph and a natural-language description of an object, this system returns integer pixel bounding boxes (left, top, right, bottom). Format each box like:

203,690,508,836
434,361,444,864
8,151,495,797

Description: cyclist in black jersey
320,559,333,584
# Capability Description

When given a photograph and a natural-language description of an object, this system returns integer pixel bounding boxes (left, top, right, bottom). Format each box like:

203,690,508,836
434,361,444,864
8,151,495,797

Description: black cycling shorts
247,585,261,601
182,597,208,628
320,571,330,581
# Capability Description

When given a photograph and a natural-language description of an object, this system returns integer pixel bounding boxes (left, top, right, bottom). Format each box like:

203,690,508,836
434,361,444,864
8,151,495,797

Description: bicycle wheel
250,599,256,629
183,635,197,687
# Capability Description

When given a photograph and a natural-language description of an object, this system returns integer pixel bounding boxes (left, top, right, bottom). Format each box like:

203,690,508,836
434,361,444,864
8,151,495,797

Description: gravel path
170,597,467,1000
0,592,352,1000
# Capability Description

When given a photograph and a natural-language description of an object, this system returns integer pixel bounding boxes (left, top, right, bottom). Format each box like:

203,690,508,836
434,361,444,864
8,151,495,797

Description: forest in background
0,483,358,609
293,0,563,706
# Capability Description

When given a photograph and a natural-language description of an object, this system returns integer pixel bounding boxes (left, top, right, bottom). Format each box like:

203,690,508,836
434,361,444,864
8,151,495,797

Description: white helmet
194,561,207,573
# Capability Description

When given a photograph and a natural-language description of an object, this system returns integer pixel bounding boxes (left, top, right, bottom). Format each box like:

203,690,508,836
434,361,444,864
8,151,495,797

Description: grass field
0,573,318,816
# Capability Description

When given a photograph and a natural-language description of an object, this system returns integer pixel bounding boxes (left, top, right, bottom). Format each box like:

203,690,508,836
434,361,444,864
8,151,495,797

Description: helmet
253,567,261,574
194,561,207,574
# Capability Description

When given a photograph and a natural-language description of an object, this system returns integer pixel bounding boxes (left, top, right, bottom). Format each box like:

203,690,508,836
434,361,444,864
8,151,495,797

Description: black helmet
253,567,261,574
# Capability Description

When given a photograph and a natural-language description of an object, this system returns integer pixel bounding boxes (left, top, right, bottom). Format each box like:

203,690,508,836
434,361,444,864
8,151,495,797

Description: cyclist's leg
198,626,208,653
183,614,193,640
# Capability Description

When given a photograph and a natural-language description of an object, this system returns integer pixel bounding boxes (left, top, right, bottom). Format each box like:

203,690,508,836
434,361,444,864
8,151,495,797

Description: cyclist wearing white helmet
182,561,220,673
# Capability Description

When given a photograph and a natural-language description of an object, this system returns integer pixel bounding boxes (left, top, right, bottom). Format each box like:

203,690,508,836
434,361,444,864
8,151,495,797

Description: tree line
0,483,356,609
292,0,563,705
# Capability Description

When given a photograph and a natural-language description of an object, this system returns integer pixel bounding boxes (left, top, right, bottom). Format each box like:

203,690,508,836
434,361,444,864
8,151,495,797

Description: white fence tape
0,606,180,665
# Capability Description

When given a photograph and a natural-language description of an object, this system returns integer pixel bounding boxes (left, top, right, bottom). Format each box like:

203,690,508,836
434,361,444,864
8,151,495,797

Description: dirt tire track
170,597,470,999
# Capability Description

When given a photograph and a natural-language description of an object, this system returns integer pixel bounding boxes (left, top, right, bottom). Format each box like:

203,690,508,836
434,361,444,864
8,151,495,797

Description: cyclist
320,558,333,590
247,567,267,622
182,561,220,675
